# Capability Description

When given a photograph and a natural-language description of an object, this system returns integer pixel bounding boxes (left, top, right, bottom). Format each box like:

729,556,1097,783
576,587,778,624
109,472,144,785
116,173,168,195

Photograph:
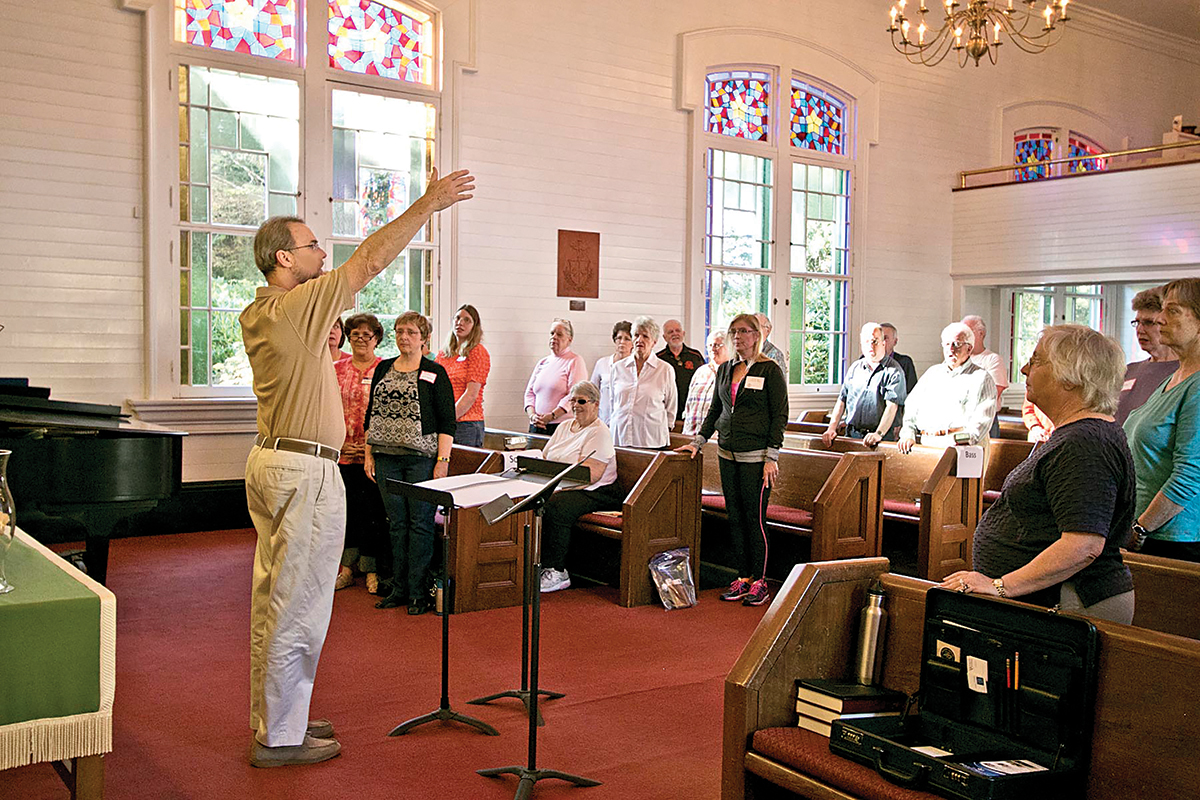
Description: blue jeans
454,420,485,447
373,452,436,601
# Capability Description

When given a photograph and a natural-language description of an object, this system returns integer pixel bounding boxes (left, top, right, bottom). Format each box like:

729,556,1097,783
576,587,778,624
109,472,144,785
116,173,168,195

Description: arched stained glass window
1013,128,1054,182
328,0,434,85
790,80,845,156
174,0,297,62
1068,132,1106,174
705,71,771,142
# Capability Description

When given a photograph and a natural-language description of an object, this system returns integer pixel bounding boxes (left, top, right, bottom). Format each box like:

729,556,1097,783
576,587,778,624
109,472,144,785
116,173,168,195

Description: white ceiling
1077,0,1200,41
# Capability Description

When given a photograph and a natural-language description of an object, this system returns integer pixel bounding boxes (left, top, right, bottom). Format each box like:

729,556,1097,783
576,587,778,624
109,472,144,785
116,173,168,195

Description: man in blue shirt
822,323,907,447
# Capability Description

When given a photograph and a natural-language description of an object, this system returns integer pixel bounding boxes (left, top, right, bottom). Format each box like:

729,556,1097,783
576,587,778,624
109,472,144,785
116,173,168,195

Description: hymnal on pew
795,678,906,714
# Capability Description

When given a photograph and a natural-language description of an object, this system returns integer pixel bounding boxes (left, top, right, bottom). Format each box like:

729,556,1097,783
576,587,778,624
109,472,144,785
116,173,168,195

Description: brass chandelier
887,0,1071,67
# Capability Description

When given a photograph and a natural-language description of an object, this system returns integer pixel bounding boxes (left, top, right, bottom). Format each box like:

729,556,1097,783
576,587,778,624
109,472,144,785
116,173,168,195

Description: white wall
2,0,1199,479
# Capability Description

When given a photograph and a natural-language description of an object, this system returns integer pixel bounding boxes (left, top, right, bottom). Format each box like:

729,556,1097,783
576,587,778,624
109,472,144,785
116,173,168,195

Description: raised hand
422,168,475,211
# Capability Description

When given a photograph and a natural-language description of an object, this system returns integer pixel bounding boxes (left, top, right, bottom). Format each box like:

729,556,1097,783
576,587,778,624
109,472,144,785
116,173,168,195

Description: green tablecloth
0,535,101,725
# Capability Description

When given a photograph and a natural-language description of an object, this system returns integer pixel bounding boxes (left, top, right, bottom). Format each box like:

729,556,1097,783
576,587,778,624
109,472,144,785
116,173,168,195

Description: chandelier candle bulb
890,6,898,26
918,22,927,43
1043,4,1052,28
902,19,911,41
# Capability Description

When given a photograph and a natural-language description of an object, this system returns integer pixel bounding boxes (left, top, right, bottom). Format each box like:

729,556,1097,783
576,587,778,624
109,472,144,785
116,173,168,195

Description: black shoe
375,593,405,609
407,598,429,615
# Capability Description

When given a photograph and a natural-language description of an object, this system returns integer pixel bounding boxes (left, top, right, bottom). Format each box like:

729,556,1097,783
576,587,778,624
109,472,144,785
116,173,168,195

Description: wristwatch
1131,522,1150,551
992,577,1007,598
437,455,451,463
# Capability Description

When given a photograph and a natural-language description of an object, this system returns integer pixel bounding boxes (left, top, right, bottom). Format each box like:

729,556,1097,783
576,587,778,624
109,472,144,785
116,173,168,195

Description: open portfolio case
829,589,1100,800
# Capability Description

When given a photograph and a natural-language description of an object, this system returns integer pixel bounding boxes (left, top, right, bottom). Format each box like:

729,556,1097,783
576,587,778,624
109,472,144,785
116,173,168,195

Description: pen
1014,651,1020,690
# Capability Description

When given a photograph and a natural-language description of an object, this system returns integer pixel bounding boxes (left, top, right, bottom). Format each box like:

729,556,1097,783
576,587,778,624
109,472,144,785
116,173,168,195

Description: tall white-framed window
164,0,442,394
700,68,855,387
1007,284,1105,384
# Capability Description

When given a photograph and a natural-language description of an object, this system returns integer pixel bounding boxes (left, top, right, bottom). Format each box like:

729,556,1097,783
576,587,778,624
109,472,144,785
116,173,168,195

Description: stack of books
795,678,906,737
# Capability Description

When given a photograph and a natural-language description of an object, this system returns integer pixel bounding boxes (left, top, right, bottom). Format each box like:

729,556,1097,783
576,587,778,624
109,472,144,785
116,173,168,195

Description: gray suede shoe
307,719,335,739
250,734,341,768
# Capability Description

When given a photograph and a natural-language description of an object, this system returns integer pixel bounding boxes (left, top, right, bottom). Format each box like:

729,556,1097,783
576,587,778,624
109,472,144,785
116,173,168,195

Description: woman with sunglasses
677,314,788,608
536,380,623,593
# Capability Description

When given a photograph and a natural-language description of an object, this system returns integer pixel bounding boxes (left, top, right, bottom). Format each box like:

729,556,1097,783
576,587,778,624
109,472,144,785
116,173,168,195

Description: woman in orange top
435,304,490,447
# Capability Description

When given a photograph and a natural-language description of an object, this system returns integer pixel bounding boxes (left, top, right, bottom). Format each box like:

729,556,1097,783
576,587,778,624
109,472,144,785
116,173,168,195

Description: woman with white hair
681,329,729,435
609,316,678,448
941,325,1135,624
537,380,623,593
524,317,588,435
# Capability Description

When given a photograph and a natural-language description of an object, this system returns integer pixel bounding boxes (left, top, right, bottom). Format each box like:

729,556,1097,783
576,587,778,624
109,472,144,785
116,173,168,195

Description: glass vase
0,449,15,594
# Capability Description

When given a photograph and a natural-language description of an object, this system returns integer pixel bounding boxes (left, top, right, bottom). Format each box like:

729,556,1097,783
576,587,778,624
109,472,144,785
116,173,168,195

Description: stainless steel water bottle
854,581,888,685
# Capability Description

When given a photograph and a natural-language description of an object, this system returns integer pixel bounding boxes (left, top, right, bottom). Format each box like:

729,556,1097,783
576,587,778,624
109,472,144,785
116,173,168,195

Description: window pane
175,0,297,62
328,0,434,85
705,71,770,142
210,233,258,310
1013,129,1054,182
335,243,433,358
706,149,772,271
790,276,849,385
790,79,845,155
212,310,252,385
211,149,267,226
331,89,436,240
1068,132,1106,174
190,311,209,385
791,162,850,274
1012,291,1054,383
703,269,771,343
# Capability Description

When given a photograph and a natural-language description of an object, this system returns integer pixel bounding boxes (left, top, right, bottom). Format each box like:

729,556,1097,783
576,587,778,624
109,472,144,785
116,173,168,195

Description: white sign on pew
955,445,984,478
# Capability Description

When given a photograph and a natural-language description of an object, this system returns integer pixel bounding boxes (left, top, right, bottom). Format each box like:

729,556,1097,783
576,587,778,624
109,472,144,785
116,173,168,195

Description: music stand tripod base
466,687,563,728
477,766,601,800
389,708,498,737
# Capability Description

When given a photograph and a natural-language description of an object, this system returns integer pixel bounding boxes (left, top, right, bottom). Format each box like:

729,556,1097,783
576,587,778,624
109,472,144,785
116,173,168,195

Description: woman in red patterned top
333,313,388,594
435,304,490,447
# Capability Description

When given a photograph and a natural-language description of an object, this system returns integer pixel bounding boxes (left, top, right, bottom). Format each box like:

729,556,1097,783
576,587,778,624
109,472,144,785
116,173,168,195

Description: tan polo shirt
240,267,354,451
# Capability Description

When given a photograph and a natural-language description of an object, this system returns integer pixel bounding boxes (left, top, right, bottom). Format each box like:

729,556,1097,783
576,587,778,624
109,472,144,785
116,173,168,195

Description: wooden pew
783,434,981,581
482,429,701,608
700,443,885,566
799,409,831,424
1125,550,1200,641
786,420,828,436
996,411,1029,440
982,438,1034,508
442,445,526,613
723,558,1200,800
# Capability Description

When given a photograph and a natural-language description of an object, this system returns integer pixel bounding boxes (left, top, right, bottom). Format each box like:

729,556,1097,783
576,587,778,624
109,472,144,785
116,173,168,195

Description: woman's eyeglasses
568,398,591,405
729,327,756,335
348,331,376,341
1131,319,1162,328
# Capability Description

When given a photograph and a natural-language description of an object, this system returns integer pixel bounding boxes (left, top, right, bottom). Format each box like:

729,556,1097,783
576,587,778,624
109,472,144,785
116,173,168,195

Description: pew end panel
917,447,982,582
809,451,885,563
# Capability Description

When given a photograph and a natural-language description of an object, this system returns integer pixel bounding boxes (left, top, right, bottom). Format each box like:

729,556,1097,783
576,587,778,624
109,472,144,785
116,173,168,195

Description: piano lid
0,394,186,436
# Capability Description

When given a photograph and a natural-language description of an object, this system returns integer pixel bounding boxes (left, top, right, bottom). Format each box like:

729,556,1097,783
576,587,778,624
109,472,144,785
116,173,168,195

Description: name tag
457,355,467,362
744,376,765,391
361,377,372,386
955,445,984,478
419,371,437,384
1122,378,1136,392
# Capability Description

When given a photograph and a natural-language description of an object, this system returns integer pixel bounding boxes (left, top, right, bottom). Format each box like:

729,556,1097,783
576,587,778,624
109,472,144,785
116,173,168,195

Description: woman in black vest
678,313,788,607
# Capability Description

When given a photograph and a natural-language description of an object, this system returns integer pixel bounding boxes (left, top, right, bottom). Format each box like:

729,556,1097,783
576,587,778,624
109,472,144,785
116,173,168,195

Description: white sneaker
539,568,571,593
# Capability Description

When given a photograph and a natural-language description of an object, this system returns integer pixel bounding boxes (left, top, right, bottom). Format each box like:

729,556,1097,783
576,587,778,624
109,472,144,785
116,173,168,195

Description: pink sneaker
742,579,771,607
721,578,753,601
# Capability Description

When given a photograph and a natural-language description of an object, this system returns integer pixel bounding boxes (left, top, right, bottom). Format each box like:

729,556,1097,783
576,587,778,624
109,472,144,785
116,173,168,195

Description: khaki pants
246,445,346,746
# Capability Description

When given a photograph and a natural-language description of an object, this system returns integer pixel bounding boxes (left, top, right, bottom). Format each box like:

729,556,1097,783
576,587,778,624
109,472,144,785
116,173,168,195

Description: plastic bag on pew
648,547,697,610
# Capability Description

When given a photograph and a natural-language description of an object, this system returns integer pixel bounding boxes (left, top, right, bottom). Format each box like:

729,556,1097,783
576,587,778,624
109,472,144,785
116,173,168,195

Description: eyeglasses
348,331,376,341
284,242,321,252
729,328,756,335
1131,319,1162,328
568,398,591,405
942,341,970,349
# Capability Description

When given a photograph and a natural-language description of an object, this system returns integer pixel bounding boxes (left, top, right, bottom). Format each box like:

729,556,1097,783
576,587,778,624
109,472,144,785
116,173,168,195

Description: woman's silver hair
551,317,574,339
706,328,726,348
633,315,660,343
569,380,600,405
1038,324,1126,415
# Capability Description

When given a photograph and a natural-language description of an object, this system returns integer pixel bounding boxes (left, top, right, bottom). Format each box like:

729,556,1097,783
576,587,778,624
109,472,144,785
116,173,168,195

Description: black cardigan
697,357,788,456
363,357,457,441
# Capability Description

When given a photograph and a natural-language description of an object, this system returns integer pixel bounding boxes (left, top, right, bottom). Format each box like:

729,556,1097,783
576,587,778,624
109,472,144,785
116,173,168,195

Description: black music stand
383,478,499,738
475,456,601,798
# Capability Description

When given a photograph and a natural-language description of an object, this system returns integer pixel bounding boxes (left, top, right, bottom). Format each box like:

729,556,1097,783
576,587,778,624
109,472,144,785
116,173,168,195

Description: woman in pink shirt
435,304,490,447
524,318,588,435
333,313,388,594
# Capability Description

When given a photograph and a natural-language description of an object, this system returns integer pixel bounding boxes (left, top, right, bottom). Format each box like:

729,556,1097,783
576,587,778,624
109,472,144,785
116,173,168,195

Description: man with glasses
821,323,907,447
1116,286,1178,425
239,168,474,767
898,322,997,459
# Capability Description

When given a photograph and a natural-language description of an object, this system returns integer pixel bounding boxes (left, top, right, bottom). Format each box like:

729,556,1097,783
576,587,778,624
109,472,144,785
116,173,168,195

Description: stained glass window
705,71,770,142
329,0,434,85
174,1,297,62
1013,129,1054,182
1068,133,1106,174
790,81,845,156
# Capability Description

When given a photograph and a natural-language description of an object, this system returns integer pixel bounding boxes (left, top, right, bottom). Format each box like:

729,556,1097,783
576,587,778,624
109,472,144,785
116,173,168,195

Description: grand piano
0,387,184,584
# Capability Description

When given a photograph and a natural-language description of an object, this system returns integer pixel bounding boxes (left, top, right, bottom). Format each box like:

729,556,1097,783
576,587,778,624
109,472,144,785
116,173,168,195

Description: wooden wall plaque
557,230,599,298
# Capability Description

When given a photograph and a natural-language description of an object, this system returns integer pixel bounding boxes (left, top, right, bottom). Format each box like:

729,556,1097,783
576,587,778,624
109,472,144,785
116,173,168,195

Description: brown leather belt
255,434,340,462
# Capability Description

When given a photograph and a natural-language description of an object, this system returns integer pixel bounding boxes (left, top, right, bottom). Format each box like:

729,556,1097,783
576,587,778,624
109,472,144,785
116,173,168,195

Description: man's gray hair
569,380,601,405
941,321,974,345
961,314,986,345
551,317,574,339
633,316,660,343
254,215,303,276
860,322,883,337
754,312,773,334
1038,325,1126,415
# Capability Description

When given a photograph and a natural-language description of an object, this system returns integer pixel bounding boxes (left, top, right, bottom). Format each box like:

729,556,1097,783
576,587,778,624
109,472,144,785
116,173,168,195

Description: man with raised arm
240,168,474,768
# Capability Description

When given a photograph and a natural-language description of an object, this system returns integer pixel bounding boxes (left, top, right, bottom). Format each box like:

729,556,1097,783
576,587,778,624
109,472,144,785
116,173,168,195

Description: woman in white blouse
590,320,633,426
609,316,678,448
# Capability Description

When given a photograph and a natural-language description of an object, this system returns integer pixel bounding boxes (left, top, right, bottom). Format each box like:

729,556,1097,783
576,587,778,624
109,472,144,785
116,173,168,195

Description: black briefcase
829,588,1100,800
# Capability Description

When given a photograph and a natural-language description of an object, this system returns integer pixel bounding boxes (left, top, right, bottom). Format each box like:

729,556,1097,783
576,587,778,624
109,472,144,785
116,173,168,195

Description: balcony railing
957,138,1200,189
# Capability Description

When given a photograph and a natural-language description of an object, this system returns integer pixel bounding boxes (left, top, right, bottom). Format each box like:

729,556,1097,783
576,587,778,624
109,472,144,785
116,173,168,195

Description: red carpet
1,530,766,799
